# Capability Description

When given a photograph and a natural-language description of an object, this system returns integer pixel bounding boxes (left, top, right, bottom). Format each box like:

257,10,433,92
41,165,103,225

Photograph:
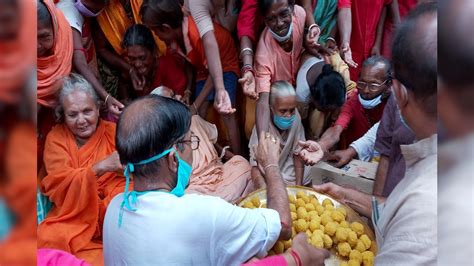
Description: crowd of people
36,0,439,265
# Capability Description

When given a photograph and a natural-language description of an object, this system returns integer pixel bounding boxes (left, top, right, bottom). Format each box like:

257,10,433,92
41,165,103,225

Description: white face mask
269,22,293,43
358,94,382,109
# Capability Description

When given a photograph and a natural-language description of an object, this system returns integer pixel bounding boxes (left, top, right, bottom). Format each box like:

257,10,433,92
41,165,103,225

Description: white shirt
373,134,437,265
295,56,324,104
104,192,281,266
350,122,380,161
56,0,84,33
438,133,474,265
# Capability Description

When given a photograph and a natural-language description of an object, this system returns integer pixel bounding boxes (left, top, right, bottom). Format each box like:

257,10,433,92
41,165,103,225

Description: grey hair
55,73,100,122
269,80,296,106
361,55,392,80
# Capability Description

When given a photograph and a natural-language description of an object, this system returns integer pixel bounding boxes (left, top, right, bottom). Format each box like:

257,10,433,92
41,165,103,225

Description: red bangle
241,64,255,75
290,250,302,266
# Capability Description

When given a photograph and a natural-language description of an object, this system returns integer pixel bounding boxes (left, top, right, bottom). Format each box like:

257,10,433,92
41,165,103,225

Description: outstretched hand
294,140,324,166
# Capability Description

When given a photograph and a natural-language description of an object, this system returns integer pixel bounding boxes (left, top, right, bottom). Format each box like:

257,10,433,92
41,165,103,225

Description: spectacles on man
356,80,390,92
177,134,200,150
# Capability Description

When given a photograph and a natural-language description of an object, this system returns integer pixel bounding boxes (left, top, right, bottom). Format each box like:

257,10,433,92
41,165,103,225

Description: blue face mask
273,114,295,130
358,94,382,109
118,148,192,227
398,108,413,132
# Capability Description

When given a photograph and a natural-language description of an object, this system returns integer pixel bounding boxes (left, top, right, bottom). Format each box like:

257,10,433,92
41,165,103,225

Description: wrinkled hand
341,42,358,68
238,71,258,100
94,151,124,176
214,88,236,114
294,140,324,166
313,182,346,202
370,44,381,56
107,96,124,118
254,132,280,171
291,233,330,266
326,147,356,168
130,68,146,92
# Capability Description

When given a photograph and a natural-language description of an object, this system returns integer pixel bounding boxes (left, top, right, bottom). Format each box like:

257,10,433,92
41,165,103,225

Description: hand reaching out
340,42,358,68
214,89,236,114
294,140,325,166
239,71,258,100
107,96,124,118
326,147,357,168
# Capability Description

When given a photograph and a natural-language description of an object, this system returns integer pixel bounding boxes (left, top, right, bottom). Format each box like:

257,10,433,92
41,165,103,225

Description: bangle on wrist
219,145,230,159
239,47,253,60
241,64,255,75
104,94,111,105
308,23,319,32
264,163,279,173
290,250,302,266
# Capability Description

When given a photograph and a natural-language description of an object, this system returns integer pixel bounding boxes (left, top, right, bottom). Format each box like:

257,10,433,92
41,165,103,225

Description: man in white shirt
438,0,474,264
104,95,294,265
295,2,438,264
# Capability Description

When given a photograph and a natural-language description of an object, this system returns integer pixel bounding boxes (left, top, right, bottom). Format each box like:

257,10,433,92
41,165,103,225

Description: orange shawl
37,0,73,108
38,120,128,266
0,0,35,103
0,122,36,265
96,0,166,56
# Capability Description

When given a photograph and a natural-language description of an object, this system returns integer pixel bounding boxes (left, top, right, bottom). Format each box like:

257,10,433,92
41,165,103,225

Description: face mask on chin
74,0,103,17
269,21,293,43
358,93,383,109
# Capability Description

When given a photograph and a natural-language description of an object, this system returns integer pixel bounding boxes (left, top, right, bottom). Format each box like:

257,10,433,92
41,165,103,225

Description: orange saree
96,0,166,56
0,122,36,265
37,0,73,108
38,120,128,266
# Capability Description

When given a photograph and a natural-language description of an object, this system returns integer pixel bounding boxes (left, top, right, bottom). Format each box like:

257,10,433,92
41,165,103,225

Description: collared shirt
350,122,379,162
375,95,416,196
104,192,281,266
438,133,474,265
373,134,437,265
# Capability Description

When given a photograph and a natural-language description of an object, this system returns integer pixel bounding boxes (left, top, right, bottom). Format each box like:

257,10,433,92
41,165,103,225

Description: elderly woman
104,95,292,265
249,81,311,186
37,74,128,265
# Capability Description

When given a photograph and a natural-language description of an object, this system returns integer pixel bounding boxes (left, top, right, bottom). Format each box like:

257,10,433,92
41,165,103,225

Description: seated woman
37,74,128,265
122,24,189,100
151,86,256,202
249,81,311,186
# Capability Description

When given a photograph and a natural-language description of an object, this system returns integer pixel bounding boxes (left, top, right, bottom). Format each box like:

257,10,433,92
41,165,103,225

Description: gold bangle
105,94,110,105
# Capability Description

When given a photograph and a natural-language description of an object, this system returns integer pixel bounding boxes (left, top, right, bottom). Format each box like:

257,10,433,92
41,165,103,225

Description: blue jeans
195,72,238,105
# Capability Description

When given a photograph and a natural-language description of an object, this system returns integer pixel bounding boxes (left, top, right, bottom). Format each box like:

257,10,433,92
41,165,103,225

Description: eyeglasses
264,7,292,25
356,80,390,92
177,134,200,150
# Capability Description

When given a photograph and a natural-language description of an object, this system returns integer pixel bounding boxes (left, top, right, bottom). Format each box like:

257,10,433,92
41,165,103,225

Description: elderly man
315,55,391,151
438,0,474,264
103,96,329,265
296,2,437,264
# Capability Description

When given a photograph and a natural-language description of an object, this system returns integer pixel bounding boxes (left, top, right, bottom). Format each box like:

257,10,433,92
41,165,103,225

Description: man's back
103,192,281,266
